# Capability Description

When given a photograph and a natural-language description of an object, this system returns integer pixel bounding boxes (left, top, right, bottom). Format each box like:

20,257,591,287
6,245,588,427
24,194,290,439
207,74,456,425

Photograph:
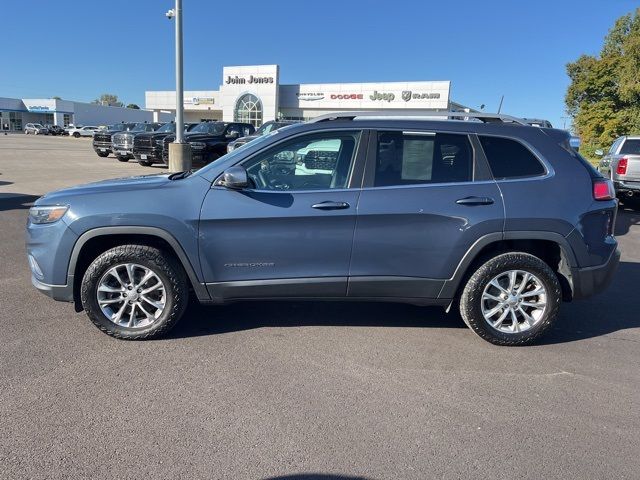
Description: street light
166,0,192,172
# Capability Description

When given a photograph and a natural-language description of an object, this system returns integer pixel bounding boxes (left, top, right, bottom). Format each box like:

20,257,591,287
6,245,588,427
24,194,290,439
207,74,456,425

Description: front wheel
116,155,129,162
459,252,561,346
138,159,153,167
96,151,109,158
80,245,189,339
73,132,80,138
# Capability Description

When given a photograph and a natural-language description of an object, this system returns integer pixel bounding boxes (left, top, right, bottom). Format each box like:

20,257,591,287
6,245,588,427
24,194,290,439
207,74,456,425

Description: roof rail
309,111,528,126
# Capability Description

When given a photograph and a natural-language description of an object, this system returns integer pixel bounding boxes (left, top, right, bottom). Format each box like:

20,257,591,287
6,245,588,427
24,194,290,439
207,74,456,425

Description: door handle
456,196,494,206
311,201,350,210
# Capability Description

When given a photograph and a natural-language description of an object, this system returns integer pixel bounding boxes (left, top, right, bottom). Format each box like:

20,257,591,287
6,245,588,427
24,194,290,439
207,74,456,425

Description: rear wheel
73,132,80,138
80,245,188,340
459,252,561,346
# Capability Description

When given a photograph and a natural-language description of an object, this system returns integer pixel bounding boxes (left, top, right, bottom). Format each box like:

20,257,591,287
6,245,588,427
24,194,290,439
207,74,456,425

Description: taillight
616,157,628,175
593,179,615,201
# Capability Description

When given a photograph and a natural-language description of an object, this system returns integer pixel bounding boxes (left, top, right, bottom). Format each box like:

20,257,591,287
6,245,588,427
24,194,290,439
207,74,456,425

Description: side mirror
595,149,604,157
218,165,248,189
226,131,240,140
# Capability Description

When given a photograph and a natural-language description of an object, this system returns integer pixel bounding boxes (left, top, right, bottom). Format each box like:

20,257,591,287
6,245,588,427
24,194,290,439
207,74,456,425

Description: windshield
156,123,176,133
34,124,44,128
620,139,640,155
130,123,151,132
189,122,226,135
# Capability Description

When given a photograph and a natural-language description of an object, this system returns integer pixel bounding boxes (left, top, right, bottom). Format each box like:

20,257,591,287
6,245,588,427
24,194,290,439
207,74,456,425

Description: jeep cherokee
26,112,620,345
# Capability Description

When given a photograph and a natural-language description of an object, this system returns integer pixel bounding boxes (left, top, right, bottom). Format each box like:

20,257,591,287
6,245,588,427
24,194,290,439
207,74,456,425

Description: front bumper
133,146,162,162
113,146,134,157
93,142,112,153
570,248,620,300
32,275,74,302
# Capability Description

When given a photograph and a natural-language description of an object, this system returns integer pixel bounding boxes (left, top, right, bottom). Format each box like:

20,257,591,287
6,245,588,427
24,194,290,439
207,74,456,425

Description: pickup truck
597,135,640,207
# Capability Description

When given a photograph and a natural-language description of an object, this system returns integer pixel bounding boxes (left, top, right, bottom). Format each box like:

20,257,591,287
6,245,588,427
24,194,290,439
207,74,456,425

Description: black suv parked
93,123,137,157
133,122,197,167
227,120,299,152
161,122,255,165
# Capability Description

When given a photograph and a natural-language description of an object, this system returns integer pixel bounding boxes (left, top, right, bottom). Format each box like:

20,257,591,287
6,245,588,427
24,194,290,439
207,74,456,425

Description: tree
126,103,140,109
93,94,123,107
565,8,640,160
51,96,61,100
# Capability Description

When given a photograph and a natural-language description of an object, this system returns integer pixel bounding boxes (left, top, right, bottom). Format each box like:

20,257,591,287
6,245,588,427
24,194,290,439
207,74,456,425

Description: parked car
26,112,619,345
67,126,100,138
92,123,137,158
227,120,299,153
596,135,640,207
111,123,164,162
45,125,66,136
133,122,197,167
161,122,255,165
24,123,49,135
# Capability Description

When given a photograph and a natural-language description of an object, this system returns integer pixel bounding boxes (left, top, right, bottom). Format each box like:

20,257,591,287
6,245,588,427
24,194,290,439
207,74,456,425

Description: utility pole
166,0,192,172
497,95,504,114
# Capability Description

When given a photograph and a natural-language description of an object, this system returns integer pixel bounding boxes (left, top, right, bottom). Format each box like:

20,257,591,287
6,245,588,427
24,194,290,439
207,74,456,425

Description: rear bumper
614,180,640,194
571,248,620,300
32,275,74,302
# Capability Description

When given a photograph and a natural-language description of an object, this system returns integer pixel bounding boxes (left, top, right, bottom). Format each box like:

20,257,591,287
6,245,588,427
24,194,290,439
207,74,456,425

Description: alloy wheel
96,263,166,329
481,270,547,334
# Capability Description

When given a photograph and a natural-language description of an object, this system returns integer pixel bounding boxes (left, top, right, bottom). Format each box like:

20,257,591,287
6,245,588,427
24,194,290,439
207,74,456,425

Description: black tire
459,252,561,346
96,151,109,158
116,155,129,162
73,132,80,138
138,159,153,167
80,244,189,340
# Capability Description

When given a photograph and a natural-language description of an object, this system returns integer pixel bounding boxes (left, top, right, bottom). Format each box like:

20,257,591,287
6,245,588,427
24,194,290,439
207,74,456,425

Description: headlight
155,138,164,146
29,205,69,224
190,142,206,149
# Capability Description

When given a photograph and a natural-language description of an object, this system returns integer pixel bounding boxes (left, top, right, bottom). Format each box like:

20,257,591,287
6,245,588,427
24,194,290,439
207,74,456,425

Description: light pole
166,0,192,172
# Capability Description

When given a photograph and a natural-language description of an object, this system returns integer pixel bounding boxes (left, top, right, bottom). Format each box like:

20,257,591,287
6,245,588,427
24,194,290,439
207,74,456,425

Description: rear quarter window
479,136,545,179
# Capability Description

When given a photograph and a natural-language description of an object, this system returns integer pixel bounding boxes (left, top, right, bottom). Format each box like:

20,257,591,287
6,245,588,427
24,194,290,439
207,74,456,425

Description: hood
37,174,172,205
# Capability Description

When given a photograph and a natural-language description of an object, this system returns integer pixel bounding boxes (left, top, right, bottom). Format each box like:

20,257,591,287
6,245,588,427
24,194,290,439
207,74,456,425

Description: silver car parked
24,123,48,135
597,136,640,206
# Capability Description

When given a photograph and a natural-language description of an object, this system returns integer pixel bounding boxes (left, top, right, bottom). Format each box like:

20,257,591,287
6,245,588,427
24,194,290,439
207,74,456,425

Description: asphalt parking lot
1,134,639,480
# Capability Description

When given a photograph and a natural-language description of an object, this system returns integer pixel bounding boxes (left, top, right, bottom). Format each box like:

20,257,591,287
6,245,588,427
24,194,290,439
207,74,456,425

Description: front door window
243,131,360,191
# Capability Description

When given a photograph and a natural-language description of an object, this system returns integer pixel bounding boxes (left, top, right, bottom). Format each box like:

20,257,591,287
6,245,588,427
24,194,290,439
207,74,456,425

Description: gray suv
26,112,620,345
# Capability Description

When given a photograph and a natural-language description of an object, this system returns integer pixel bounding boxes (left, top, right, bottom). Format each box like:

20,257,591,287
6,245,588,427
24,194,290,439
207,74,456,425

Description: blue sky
2,0,637,129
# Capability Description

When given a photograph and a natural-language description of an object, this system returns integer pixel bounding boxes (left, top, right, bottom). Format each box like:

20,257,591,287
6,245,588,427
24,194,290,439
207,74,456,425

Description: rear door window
374,132,473,187
478,136,545,179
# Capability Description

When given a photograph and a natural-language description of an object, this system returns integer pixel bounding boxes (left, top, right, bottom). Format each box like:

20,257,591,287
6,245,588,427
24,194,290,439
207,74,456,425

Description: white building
0,97,172,132
145,64,473,127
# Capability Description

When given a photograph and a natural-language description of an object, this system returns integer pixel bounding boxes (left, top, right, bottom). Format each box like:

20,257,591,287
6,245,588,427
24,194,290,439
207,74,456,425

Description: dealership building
145,64,473,127
0,97,170,132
